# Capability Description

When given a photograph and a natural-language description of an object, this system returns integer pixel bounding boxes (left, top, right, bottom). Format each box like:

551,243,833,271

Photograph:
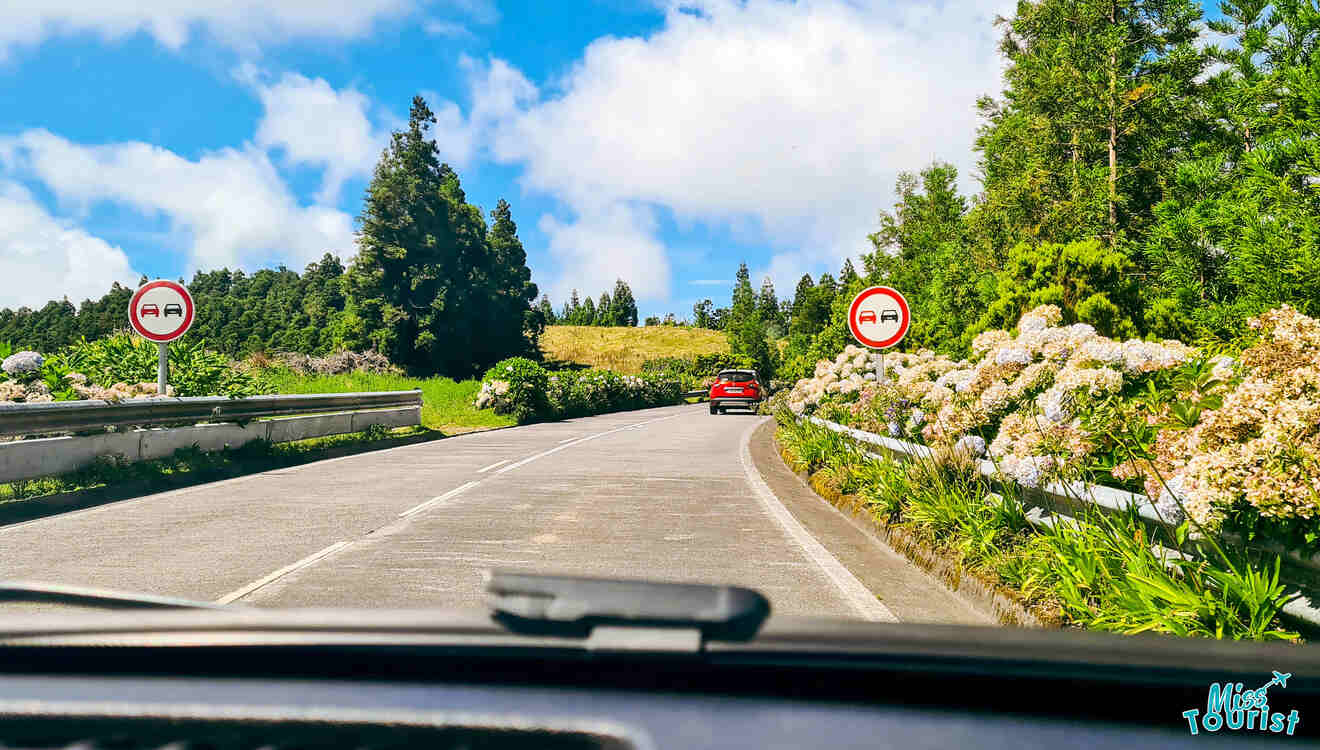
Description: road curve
0,403,987,622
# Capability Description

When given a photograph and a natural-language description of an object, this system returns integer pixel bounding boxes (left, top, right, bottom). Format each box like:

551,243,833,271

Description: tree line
0,97,542,378
537,281,639,327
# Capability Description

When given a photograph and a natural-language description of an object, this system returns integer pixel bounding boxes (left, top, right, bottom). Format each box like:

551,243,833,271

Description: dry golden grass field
539,325,729,374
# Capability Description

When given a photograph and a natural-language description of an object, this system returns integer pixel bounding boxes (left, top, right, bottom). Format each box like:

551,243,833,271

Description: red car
709,369,762,414
139,303,160,317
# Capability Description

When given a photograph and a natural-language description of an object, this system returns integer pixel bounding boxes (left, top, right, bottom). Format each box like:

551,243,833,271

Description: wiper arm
0,581,229,611
485,570,771,651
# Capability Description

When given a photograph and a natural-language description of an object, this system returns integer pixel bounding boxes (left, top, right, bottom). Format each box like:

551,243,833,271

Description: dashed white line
494,413,687,475
399,481,480,517
476,459,510,473
215,541,350,604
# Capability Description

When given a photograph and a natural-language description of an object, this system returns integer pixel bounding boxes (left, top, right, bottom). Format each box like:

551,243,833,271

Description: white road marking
475,459,510,473
494,413,687,475
215,541,350,604
399,481,480,517
737,418,899,623
558,437,576,443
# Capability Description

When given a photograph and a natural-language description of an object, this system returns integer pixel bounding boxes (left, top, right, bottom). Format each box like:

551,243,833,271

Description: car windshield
1,0,1317,708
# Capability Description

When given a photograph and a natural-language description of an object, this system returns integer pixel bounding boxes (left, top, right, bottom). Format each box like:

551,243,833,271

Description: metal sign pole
876,349,885,384
157,342,168,395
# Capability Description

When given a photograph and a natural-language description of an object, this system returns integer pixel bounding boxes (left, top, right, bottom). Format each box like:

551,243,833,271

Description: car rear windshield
719,371,756,382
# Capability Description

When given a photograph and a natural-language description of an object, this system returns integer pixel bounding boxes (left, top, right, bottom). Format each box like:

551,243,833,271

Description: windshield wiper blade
485,570,771,649
0,581,229,611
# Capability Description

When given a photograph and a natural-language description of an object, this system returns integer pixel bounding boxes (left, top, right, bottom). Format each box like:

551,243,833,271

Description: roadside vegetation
770,299,1320,641
775,414,1299,642
259,367,514,433
473,357,686,424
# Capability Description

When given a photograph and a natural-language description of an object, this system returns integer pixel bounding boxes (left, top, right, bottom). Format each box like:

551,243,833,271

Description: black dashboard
0,632,1313,750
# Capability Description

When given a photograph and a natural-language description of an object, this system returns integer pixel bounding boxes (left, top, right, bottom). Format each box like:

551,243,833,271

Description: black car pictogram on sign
164,304,184,317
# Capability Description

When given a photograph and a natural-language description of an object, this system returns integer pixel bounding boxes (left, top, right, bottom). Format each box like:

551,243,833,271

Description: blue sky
0,0,1226,321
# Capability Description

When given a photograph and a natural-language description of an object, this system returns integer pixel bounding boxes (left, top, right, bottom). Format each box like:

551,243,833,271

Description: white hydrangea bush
783,304,1195,490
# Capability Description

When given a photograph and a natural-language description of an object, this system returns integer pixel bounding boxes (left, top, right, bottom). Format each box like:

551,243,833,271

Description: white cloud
0,181,141,309
689,279,728,286
424,20,474,39
439,0,1015,307
538,203,671,303
243,69,388,203
0,0,502,59
0,0,415,59
0,129,356,273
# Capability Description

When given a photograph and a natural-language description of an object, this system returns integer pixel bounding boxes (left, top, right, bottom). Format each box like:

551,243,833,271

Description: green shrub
476,357,550,423
48,333,267,397
480,360,683,422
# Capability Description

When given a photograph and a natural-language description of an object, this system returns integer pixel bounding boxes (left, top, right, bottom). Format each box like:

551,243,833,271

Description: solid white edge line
475,459,510,473
215,541,350,604
399,481,480,517
737,418,899,623
493,413,687,475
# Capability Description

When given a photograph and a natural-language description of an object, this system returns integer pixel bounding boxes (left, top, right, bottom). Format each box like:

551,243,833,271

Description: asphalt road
0,404,989,624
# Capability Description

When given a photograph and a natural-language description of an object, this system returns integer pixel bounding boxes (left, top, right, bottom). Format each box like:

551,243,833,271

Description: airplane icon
1270,671,1292,689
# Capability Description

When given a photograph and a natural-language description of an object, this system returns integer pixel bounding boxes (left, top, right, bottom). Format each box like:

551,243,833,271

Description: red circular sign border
848,286,910,350
128,280,195,343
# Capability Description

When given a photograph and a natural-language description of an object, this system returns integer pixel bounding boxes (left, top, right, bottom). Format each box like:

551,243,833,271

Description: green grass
257,368,516,432
539,325,729,374
775,416,1301,642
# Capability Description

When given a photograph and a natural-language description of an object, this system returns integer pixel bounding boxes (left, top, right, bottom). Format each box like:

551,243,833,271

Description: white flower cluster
0,373,173,404
1,350,43,378
788,344,880,414
474,379,510,409
788,304,1194,491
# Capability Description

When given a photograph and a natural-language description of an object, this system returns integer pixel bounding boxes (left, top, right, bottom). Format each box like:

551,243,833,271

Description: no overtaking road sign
848,286,909,350
128,280,195,395
129,280,194,343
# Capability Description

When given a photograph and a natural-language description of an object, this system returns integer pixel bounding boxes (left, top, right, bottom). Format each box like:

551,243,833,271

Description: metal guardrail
0,391,423,437
802,415,1320,632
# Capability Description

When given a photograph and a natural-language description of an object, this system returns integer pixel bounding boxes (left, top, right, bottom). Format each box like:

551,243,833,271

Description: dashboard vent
0,715,637,750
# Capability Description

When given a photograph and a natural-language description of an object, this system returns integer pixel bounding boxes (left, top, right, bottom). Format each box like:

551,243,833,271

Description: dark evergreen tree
757,277,782,330
483,198,542,358
609,279,639,326
692,299,715,329
343,96,508,375
538,295,557,325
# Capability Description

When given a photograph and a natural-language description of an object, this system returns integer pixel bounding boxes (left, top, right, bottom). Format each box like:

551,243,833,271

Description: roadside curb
760,425,1058,629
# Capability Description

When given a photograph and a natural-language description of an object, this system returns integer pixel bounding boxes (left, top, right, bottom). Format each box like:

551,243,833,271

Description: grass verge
775,413,1302,642
257,368,516,433
539,325,728,374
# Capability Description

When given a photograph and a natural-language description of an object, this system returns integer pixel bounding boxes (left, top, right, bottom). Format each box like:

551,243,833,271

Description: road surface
0,404,988,624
